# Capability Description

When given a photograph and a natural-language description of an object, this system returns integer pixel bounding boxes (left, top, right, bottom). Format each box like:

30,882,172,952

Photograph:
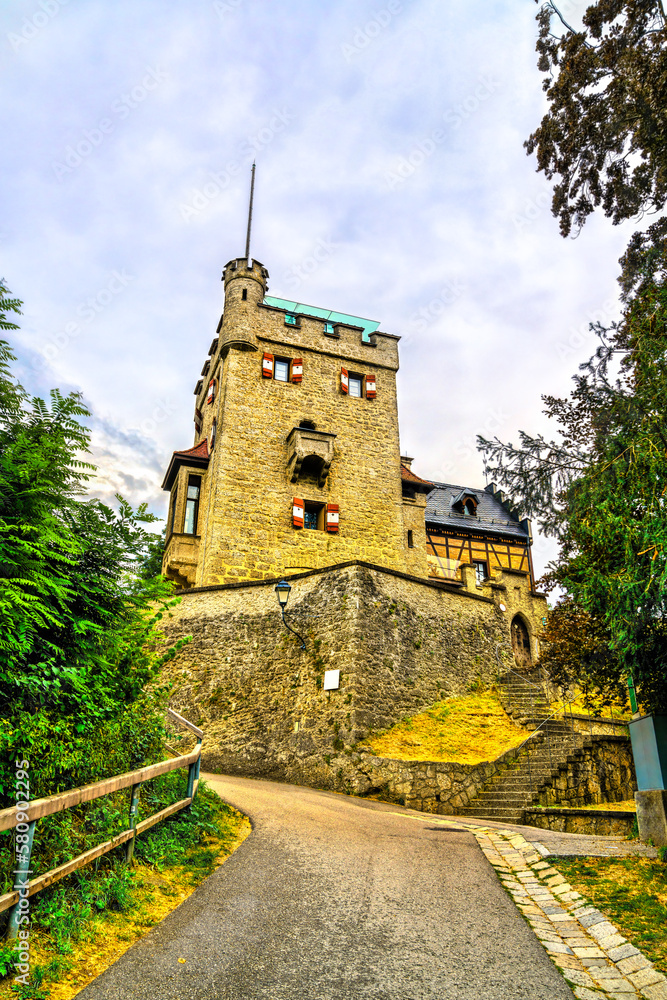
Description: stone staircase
459,671,589,824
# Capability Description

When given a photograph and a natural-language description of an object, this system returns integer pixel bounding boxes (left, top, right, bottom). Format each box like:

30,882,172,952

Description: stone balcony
286,426,336,486
162,532,200,589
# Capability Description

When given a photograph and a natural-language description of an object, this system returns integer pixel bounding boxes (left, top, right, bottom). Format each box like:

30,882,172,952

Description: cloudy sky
1,0,638,578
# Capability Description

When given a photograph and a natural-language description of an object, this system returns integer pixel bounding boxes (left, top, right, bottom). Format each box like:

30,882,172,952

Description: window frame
304,500,325,531
274,358,290,383
473,560,488,585
183,475,202,536
168,487,177,538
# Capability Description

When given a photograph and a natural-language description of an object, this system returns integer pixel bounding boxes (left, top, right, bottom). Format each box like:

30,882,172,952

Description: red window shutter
207,378,216,404
292,498,304,529
365,375,377,399
340,367,349,394
326,503,339,533
291,358,303,383
262,352,274,378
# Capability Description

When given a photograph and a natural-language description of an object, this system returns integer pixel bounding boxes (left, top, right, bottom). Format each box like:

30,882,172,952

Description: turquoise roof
264,295,379,343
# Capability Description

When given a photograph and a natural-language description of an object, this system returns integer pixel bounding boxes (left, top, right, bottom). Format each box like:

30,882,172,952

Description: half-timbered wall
426,529,533,588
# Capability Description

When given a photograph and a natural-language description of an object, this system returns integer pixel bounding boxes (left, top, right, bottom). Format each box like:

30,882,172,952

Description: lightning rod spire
245,161,256,262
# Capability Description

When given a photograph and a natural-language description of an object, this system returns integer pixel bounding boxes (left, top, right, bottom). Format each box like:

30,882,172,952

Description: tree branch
543,0,593,47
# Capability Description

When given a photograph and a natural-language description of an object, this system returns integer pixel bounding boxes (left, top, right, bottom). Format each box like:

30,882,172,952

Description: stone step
488,774,553,789
473,795,534,808
460,808,525,821
493,774,556,787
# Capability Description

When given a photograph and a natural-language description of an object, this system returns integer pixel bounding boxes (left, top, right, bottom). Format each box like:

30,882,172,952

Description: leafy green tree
527,1,667,236
0,283,189,803
478,221,667,712
539,599,623,707
138,527,166,580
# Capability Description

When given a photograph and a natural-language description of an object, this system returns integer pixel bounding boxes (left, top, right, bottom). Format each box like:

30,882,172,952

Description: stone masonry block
641,983,667,1000
628,969,664,990
572,987,606,1000
617,955,652,975
608,944,640,962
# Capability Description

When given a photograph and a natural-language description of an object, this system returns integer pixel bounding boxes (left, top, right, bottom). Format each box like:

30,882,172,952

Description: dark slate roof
425,483,529,541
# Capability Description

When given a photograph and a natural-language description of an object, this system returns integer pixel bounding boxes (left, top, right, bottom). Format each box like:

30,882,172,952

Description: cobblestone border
468,824,667,1000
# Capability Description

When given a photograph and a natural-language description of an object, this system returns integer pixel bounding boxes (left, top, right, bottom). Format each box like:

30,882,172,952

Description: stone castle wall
160,561,547,783
187,257,412,587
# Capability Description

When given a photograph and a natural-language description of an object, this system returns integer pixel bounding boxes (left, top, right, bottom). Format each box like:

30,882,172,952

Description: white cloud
1,0,640,580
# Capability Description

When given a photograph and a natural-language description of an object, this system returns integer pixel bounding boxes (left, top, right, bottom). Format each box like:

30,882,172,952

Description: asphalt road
78,774,575,1000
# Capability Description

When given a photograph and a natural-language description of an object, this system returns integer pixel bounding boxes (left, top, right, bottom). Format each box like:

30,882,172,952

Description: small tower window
183,475,201,535
407,530,414,548
304,502,323,530
242,288,248,300
285,313,298,326
274,359,290,382
348,375,363,398
324,321,335,334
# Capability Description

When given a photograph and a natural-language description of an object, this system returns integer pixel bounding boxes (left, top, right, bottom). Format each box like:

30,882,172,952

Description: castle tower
161,254,413,587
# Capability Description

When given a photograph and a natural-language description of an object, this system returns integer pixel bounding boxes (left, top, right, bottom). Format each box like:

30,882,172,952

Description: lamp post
275,579,307,650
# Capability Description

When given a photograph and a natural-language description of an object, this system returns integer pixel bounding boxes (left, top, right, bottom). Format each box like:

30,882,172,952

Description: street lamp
274,579,306,650
275,579,291,609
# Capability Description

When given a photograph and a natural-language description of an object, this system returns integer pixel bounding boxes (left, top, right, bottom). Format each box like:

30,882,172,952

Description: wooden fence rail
1,709,203,938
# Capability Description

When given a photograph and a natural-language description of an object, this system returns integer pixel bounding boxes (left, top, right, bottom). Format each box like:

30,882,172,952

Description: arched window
511,615,532,667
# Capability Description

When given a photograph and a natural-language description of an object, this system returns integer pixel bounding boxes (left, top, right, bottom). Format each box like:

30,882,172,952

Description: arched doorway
511,615,532,668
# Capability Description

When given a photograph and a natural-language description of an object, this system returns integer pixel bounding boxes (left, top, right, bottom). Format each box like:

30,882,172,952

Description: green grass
553,857,667,975
0,783,247,999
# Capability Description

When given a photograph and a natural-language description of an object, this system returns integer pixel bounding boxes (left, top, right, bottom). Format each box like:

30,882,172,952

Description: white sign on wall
323,669,340,691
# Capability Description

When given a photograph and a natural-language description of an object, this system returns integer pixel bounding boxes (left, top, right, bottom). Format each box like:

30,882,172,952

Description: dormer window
451,490,479,517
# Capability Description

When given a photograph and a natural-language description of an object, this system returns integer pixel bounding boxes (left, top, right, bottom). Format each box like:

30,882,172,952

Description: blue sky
1,0,638,578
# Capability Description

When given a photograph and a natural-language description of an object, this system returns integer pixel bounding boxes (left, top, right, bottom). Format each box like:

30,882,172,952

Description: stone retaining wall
524,807,636,837
324,743,531,814
536,736,636,809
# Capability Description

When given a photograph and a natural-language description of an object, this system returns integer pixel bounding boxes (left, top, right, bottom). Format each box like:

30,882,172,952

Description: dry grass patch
553,857,667,975
362,691,530,764
573,799,636,812
551,691,632,722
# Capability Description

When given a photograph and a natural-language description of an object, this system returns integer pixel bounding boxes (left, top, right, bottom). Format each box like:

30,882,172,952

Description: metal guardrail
1,708,203,939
